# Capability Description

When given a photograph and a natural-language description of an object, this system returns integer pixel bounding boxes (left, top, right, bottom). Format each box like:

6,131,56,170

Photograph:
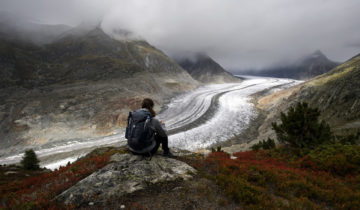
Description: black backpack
125,109,156,154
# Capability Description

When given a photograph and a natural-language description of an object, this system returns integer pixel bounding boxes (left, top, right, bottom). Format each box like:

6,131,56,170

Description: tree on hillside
272,102,332,149
21,149,40,170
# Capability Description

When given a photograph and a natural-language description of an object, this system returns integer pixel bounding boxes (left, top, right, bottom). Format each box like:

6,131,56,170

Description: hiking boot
163,150,175,158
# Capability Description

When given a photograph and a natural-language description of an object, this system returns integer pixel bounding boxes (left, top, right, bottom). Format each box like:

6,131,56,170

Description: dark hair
141,98,156,116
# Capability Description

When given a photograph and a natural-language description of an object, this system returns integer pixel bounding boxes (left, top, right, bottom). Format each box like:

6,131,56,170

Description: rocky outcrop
57,153,196,207
177,53,241,84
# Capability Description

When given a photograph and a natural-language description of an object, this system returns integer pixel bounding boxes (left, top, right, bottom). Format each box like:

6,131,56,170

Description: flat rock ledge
57,153,197,207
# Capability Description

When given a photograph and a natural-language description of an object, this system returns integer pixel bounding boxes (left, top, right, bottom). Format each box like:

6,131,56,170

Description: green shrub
21,149,40,170
272,102,332,149
211,146,224,153
336,131,360,145
251,138,276,151
304,143,360,175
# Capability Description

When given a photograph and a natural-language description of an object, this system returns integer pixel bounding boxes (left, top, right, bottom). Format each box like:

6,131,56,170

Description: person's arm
152,118,168,137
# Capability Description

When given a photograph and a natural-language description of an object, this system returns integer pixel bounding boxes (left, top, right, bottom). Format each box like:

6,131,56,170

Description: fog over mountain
1,0,360,70
238,50,340,79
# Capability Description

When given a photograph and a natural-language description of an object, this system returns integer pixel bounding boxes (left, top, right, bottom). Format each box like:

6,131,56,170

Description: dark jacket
147,113,168,137
127,108,167,154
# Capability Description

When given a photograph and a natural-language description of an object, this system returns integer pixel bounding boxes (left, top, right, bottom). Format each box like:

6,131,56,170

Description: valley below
0,76,301,169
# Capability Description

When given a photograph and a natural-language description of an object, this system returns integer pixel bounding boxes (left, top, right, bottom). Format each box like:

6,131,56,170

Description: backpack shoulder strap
127,111,132,124
125,111,133,139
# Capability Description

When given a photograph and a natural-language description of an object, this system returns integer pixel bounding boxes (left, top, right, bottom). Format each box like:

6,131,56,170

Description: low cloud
1,0,360,70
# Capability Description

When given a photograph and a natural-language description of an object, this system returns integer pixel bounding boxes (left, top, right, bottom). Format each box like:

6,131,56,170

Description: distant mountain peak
86,27,109,37
173,52,208,63
57,24,105,40
311,50,326,58
297,50,332,66
241,50,339,80
308,50,328,59
177,53,241,84
313,50,324,55
193,52,209,60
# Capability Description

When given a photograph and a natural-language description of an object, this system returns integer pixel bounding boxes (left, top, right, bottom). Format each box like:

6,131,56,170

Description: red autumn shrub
186,150,360,209
298,143,360,176
0,147,118,209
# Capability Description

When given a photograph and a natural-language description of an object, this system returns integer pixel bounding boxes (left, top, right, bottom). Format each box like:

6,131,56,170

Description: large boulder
57,153,196,207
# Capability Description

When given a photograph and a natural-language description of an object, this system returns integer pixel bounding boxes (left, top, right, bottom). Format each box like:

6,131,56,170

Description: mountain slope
243,51,339,80
294,54,360,131
0,27,195,88
256,53,360,142
177,54,241,83
0,27,198,155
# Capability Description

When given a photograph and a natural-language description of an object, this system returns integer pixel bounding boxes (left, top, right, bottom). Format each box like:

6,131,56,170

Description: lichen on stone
57,153,196,207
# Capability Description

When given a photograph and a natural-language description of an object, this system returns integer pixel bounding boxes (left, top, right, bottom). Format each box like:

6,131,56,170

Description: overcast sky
1,0,360,70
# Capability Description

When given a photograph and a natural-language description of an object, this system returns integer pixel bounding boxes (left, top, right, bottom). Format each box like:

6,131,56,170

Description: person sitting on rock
125,98,174,157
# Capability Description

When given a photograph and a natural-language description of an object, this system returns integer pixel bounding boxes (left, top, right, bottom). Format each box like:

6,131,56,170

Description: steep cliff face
255,53,360,143
177,54,241,84
0,27,198,155
242,51,339,80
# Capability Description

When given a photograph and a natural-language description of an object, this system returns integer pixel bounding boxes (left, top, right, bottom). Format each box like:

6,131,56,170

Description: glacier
0,76,301,169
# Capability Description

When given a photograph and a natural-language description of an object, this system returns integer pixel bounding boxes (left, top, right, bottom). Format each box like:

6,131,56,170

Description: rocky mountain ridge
177,53,241,83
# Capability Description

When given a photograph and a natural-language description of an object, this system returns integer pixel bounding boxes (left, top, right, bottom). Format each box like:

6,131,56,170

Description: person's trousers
150,135,169,155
